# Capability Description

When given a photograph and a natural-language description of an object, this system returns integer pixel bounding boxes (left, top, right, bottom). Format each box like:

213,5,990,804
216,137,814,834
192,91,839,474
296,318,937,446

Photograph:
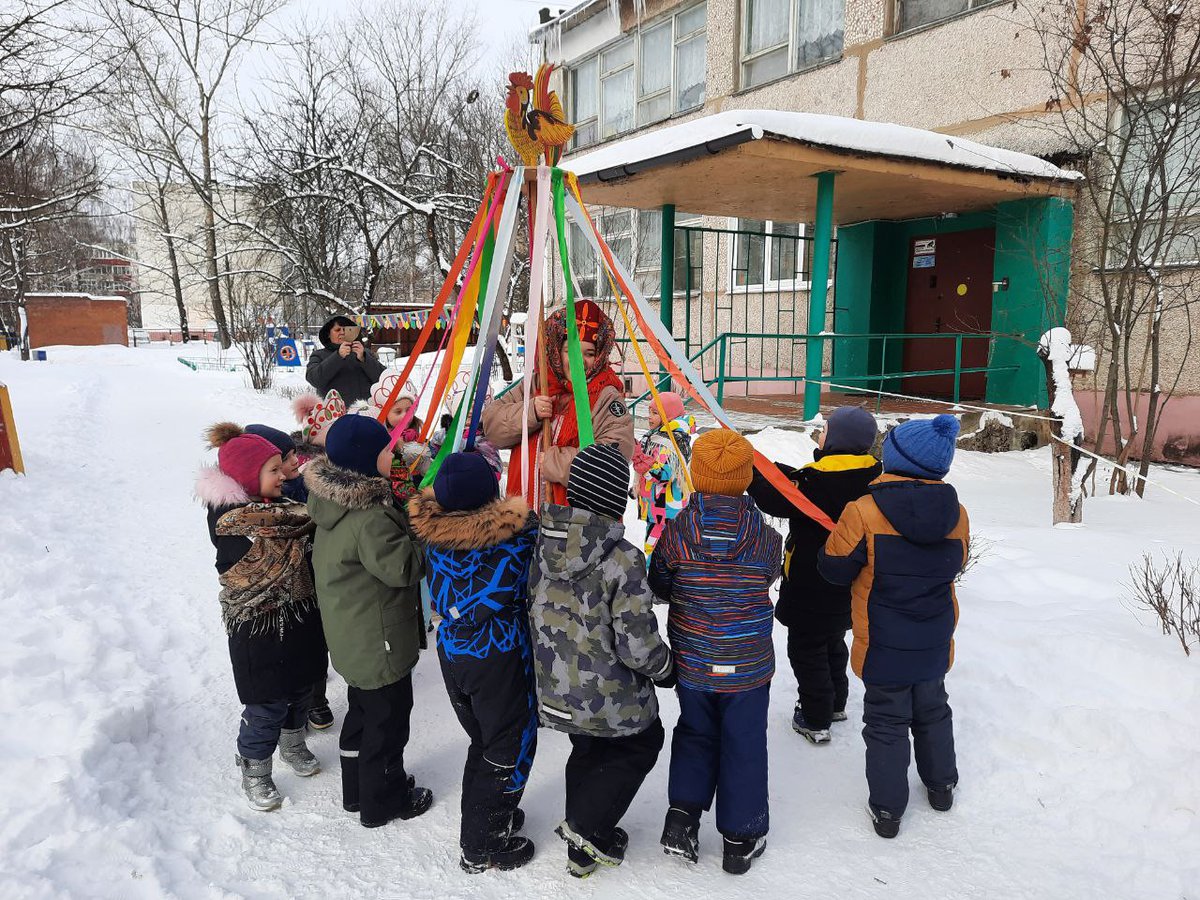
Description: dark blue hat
434,452,499,512
245,423,295,456
822,406,877,455
326,415,390,477
882,414,961,480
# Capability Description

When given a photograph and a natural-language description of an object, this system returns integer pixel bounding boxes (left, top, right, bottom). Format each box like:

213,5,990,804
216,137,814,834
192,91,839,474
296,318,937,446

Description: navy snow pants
668,683,770,840
238,688,312,759
862,678,958,818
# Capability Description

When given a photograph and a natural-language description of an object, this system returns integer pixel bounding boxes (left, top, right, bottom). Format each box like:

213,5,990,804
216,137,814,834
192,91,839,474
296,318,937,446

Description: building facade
535,0,1200,463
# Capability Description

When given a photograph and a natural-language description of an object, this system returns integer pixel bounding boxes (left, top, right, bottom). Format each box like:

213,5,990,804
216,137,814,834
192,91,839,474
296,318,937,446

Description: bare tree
1030,0,1200,496
222,247,277,390
97,0,288,348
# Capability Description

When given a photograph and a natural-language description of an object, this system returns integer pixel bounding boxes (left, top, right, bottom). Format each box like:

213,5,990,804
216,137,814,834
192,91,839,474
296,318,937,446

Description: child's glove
632,446,654,476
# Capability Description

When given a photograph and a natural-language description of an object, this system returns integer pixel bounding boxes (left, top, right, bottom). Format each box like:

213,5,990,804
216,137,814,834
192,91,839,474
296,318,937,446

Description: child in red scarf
483,299,634,507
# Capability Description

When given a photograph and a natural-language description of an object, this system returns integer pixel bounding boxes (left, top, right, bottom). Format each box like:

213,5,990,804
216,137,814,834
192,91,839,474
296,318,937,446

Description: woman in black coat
306,315,386,405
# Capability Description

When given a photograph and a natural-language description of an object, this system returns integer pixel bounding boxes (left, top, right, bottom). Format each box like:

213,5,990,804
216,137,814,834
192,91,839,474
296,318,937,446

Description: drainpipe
805,172,836,421
659,204,676,386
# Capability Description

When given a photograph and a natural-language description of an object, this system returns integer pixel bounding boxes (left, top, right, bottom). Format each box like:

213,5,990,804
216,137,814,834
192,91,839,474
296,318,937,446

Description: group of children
196,298,971,878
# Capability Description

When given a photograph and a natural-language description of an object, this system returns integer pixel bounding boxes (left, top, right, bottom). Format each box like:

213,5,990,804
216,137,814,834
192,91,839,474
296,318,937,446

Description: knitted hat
218,434,281,497
244,423,296,457
691,429,755,496
882,414,961,480
325,415,390,477
434,452,499,512
371,372,417,416
301,389,347,442
653,391,685,422
822,406,877,455
567,443,630,521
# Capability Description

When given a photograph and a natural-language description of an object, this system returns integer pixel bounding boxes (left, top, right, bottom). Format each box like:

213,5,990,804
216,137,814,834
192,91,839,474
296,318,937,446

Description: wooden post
1038,336,1083,525
0,381,25,474
522,170,552,509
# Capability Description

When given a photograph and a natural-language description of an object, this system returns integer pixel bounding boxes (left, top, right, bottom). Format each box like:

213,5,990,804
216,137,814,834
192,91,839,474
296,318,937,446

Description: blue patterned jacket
407,489,537,660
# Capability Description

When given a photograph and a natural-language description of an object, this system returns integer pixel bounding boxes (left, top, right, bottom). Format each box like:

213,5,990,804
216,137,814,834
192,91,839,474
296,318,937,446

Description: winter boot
278,728,320,776
460,836,536,874
508,807,526,836
554,821,627,867
792,706,831,744
236,754,283,812
660,806,700,864
566,844,597,879
927,784,955,812
361,775,433,827
722,836,766,875
831,709,849,723
307,704,335,730
868,805,901,839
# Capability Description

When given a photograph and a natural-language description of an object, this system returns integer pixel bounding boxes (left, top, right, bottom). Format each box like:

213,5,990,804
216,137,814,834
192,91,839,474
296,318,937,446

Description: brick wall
25,295,129,348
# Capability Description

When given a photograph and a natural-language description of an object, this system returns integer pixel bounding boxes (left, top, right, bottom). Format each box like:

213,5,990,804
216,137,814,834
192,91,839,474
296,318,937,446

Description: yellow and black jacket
748,451,882,635
818,474,970,685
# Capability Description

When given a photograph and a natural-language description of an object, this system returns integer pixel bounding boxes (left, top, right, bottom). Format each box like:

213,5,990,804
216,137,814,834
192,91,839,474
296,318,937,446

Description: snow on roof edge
565,110,1084,184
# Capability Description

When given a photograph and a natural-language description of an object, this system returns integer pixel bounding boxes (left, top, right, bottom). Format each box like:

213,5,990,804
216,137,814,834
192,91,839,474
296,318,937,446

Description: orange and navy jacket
817,474,970,685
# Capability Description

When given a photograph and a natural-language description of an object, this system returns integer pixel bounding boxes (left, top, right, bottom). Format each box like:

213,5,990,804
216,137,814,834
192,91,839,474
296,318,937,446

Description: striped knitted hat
567,443,630,521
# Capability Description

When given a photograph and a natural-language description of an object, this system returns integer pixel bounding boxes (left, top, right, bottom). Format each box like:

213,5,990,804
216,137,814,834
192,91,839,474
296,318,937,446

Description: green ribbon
552,169,594,448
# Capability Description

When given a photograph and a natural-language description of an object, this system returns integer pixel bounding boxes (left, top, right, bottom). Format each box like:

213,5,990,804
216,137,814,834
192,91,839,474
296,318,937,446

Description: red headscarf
507,299,623,506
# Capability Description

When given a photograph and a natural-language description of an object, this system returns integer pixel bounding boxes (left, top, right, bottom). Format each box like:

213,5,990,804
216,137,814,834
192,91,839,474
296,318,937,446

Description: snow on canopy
565,109,1084,183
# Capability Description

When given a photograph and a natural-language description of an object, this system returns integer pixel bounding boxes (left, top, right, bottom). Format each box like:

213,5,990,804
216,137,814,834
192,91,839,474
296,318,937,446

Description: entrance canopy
564,110,1081,224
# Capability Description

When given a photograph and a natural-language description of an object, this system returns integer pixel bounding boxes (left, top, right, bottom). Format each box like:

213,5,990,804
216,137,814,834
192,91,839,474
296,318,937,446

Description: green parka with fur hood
305,456,426,690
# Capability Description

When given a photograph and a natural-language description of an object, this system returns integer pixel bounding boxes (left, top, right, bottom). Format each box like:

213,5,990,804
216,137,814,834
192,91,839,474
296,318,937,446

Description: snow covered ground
1,345,1197,900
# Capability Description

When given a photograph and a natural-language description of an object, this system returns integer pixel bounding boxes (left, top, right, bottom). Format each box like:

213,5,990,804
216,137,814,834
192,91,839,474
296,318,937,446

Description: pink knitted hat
654,391,685,422
218,434,281,497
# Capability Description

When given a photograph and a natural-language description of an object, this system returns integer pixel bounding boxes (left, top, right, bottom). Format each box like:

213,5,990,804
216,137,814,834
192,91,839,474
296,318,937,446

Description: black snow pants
564,718,665,843
862,678,958,818
439,644,538,854
340,675,414,827
786,628,850,730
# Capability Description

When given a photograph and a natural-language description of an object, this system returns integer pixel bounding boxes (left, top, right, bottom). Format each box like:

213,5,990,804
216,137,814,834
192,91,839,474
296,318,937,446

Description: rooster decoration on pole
505,64,575,166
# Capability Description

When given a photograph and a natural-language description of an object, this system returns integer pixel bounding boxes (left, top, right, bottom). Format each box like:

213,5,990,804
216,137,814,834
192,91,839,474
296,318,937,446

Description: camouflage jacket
527,504,673,738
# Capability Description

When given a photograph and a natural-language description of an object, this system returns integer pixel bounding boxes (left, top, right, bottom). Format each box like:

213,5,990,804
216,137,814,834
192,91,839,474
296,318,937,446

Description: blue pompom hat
882,414,961,480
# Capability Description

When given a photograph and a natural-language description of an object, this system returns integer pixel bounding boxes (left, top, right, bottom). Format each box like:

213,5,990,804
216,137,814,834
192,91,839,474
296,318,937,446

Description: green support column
805,172,836,420
659,203,676,388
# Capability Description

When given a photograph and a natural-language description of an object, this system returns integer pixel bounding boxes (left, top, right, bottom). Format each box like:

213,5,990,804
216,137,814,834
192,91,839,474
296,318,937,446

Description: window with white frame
568,209,704,299
1112,93,1200,267
730,218,806,289
741,0,844,90
570,3,707,150
894,0,1002,35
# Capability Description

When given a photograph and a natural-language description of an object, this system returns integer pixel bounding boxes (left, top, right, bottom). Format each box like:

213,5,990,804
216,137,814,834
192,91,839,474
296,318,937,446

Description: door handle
934,316,943,333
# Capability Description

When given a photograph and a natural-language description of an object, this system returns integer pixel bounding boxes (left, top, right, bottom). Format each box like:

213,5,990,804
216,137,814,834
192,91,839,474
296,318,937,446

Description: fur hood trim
196,464,251,507
205,421,244,449
407,489,532,550
293,393,320,424
303,456,394,510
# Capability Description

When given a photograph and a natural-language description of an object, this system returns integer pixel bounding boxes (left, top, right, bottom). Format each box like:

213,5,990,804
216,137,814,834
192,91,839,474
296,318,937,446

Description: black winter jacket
305,315,385,405
748,451,882,635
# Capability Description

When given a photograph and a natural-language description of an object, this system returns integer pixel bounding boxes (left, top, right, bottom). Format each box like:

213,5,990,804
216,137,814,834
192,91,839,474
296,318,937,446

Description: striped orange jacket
818,474,970,685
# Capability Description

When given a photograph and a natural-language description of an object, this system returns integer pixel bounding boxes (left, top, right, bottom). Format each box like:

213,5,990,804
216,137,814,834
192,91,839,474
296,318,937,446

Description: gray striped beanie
567,443,630,521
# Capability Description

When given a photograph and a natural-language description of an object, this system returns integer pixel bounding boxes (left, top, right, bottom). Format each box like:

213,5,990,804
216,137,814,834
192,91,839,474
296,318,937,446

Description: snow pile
567,109,1084,183
1039,327,1085,445
1,345,1198,899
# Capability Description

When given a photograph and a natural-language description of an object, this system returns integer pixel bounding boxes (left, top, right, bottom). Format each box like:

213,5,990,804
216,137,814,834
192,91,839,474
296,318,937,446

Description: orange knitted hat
690,429,754,496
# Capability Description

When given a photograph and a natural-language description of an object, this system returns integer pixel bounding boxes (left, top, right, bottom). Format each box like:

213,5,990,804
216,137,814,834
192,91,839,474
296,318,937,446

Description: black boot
661,806,700,864
460,836,536,874
554,821,627,867
868,805,901,839
307,704,335,730
362,775,433,827
927,784,955,812
566,844,596,879
722,836,766,875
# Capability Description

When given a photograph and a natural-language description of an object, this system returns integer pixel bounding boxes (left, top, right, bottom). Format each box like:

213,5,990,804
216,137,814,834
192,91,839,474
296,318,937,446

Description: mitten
632,446,654,476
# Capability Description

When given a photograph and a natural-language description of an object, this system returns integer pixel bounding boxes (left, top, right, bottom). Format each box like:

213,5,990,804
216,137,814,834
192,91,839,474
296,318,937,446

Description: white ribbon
520,166,554,498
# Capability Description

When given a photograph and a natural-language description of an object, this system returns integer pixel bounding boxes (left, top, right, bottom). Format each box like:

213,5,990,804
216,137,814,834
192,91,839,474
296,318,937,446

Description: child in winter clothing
407,453,540,874
818,414,969,839
527,443,674,879
649,429,782,875
634,391,696,556
305,415,433,828
196,425,327,812
748,406,881,745
211,422,335,729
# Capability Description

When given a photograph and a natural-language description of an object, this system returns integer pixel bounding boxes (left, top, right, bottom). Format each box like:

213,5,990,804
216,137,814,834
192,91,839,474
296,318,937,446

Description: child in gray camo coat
527,443,675,879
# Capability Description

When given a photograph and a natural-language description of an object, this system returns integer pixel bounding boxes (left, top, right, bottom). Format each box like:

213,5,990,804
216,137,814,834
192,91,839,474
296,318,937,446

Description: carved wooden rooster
505,64,575,167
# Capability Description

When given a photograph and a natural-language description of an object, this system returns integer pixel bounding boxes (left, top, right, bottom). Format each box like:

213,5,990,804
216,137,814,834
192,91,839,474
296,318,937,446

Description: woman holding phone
306,315,386,405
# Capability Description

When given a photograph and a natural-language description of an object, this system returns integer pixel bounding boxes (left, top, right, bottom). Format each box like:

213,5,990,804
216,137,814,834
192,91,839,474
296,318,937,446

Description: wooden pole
523,170,552,509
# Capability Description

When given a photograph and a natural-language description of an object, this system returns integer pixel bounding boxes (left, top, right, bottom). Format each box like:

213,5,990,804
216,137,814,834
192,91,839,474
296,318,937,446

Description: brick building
24,293,130,349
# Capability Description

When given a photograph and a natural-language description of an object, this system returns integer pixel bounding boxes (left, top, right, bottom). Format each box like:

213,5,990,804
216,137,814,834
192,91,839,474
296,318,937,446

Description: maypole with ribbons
369,63,834,532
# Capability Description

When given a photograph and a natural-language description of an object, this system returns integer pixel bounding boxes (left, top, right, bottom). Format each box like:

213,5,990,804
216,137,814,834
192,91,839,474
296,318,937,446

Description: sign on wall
275,339,301,367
